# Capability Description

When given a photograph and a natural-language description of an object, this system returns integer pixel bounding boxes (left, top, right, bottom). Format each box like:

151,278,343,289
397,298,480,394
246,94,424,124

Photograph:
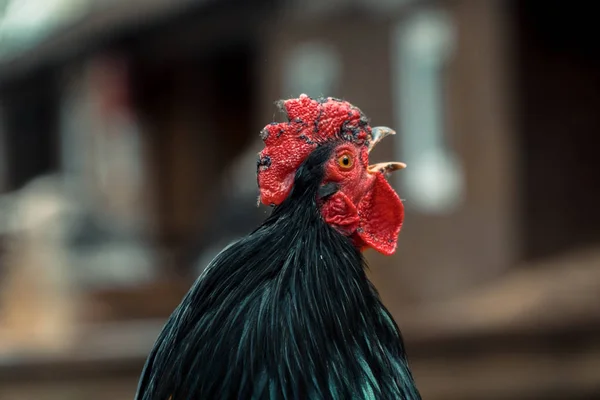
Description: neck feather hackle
135,144,421,400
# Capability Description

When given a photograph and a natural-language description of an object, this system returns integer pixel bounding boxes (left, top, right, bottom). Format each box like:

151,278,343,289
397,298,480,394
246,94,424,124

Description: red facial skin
320,143,404,256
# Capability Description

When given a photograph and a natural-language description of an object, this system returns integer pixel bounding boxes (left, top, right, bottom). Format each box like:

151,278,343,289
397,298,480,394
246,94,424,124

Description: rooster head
257,94,405,255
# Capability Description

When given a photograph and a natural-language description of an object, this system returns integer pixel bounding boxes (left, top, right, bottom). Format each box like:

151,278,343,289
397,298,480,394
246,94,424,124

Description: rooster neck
135,145,421,400
258,197,373,321
249,145,373,319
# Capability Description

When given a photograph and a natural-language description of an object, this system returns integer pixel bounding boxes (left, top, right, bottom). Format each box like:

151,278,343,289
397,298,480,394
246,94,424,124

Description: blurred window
391,9,464,214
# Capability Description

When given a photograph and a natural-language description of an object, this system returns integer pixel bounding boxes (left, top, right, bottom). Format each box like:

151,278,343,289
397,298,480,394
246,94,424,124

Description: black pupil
342,157,349,165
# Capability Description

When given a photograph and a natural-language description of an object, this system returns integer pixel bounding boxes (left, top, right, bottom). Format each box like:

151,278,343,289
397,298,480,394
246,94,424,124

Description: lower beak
368,162,407,175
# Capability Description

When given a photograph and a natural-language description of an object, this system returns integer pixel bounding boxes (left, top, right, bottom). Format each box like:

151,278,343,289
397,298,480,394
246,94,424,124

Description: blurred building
0,0,599,399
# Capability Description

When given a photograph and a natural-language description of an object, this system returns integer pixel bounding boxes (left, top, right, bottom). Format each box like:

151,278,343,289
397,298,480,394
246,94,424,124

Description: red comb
257,94,372,206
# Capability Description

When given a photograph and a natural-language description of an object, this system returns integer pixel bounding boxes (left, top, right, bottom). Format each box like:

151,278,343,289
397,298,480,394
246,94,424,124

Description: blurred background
0,0,599,399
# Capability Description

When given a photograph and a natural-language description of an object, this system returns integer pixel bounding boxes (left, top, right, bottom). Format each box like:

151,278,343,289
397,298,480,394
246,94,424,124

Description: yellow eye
337,154,354,169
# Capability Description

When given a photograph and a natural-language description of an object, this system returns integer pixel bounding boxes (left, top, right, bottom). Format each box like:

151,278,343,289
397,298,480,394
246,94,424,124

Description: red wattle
356,173,404,256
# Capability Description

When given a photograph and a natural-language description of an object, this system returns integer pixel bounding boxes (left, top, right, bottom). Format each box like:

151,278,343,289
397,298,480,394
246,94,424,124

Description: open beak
367,126,406,175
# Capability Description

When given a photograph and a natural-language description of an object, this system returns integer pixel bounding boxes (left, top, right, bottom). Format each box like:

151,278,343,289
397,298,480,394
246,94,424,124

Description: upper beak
368,126,396,153
367,126,406,174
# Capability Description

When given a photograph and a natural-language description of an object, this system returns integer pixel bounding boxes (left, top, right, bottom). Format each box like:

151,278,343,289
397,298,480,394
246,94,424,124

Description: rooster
136,95,421,400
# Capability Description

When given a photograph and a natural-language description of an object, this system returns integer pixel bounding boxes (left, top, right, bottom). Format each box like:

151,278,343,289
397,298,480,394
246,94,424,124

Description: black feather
135,144,421,400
